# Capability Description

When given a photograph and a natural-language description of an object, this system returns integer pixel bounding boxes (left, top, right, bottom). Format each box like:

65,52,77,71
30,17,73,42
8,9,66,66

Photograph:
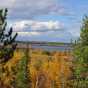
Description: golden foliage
0,49,73,88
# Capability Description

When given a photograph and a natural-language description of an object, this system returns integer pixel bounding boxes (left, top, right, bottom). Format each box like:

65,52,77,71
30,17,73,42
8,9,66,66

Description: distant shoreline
16,41,73,51
16,41,72,46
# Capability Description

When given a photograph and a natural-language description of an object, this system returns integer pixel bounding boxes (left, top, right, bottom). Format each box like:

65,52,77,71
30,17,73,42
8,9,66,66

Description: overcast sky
0,0,88,42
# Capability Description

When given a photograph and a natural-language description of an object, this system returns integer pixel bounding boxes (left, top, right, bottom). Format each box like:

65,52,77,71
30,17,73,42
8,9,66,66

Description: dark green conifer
0,8,18,63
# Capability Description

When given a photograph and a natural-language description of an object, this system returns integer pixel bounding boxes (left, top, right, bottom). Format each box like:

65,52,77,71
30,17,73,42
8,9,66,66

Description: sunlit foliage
0,48,72,88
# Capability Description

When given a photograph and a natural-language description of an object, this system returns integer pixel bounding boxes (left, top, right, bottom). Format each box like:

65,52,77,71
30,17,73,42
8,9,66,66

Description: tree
73,16,88,78
0,8,17,63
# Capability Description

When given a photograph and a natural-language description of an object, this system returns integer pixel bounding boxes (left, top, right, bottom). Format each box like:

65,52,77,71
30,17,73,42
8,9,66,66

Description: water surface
32,44,72,51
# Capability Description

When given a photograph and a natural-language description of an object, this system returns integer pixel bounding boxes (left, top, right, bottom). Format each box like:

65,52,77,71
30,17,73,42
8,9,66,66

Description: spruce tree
74,16,88,78
0,8,17,63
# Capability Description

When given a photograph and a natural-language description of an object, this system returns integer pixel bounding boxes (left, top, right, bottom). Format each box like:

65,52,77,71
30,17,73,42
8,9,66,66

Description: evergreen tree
0,8,17,63
80,16,88,46
74,16,88,78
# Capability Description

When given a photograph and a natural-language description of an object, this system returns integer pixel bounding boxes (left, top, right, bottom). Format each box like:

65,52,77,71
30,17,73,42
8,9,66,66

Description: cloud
11,20,74,42
6,0,71,19
0,0,75,20
0,0,15,8
12,20,63,33
15,30,74,42
67,22,81,38
17,32,40,36
0,0,80,42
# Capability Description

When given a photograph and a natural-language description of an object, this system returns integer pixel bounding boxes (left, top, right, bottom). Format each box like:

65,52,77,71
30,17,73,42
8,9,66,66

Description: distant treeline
16,41,72,46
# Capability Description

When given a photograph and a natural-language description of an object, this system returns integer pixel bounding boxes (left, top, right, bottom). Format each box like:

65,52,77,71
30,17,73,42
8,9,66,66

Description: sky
0,0,88,42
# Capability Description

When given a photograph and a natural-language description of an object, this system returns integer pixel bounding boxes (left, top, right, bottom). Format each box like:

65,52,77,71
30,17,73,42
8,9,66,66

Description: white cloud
0,0,15,8
17,32,40,36
12,20,63,33
0,0,73,19
6,0,69,19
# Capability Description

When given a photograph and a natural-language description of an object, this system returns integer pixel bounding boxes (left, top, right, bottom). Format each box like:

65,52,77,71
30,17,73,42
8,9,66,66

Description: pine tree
0,8,18,63
74,16,88,78
80,16,88,46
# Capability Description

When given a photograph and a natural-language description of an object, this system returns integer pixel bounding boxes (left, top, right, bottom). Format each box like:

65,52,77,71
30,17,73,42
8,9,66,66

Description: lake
31,44,73,51
17,42,73,51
